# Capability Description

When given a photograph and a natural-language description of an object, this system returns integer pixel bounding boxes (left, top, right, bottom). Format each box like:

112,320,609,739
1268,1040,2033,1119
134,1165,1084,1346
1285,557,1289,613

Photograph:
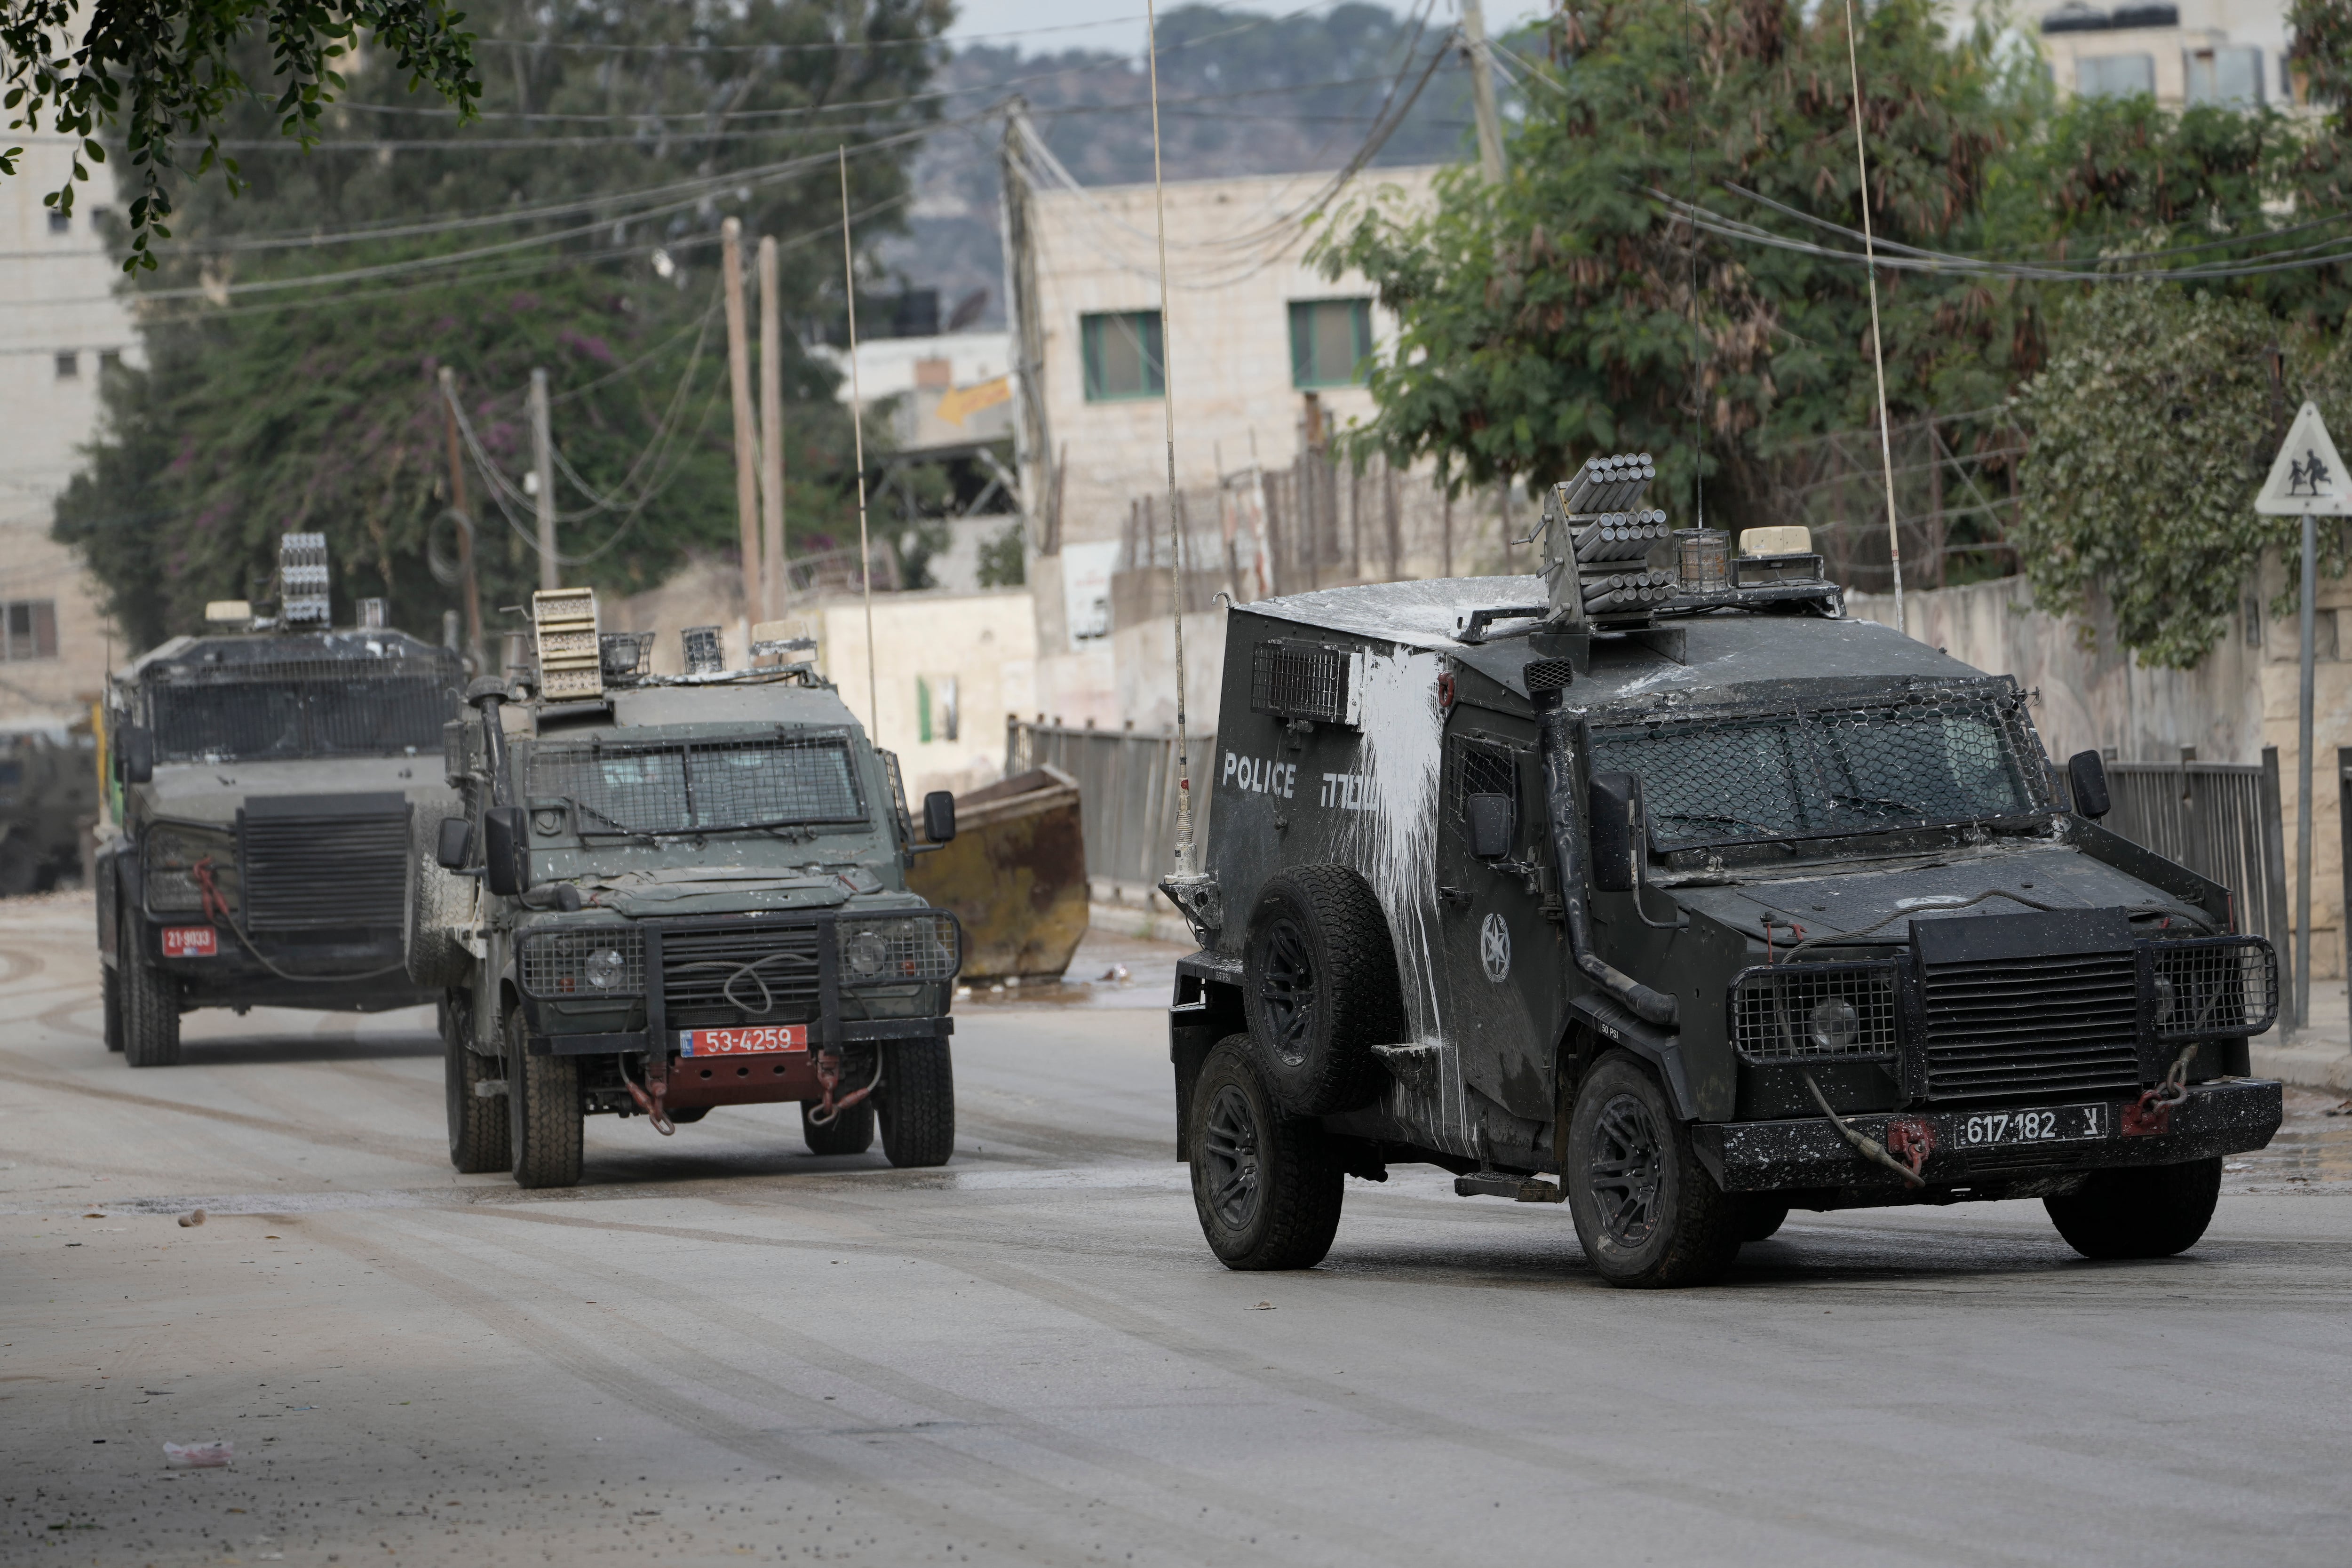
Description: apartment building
2020,0,2294,107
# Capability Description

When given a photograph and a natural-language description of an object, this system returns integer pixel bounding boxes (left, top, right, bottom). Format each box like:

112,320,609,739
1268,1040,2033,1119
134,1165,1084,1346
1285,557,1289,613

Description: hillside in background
878,3,1480,329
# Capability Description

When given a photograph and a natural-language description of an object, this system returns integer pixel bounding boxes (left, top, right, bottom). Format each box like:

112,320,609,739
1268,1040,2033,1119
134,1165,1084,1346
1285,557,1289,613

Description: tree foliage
0,0,479,265
1311,0,2031,523
56,0,950,649
2011,285,2352,669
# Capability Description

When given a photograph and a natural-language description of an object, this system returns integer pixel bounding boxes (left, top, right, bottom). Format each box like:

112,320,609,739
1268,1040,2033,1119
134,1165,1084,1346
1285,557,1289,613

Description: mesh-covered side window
1251,640,1351,724
1444,737,1518,845
529,731,866,836
1591,686,2043,851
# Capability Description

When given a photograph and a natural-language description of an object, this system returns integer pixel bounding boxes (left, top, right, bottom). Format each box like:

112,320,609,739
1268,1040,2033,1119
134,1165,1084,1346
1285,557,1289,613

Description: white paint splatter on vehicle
1339,645,1472,1152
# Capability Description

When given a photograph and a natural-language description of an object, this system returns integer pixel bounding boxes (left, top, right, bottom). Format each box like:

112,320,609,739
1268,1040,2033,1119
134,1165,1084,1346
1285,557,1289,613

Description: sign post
2254,401,2352,1034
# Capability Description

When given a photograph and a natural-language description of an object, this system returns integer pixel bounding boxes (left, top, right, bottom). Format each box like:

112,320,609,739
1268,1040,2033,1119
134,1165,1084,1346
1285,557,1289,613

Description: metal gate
1005,719,1214,898
2106,748,2296,1024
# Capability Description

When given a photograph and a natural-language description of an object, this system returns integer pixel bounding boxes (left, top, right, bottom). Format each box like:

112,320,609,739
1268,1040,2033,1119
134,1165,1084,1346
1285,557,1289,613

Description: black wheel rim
1587,1091,1665,1249
1200,1083,1264,1232
1256,916,1316,1067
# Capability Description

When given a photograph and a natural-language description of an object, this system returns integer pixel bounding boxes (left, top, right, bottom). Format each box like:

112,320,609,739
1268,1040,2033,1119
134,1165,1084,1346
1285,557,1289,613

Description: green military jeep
416,591,963,1188
1162,458,2283,1286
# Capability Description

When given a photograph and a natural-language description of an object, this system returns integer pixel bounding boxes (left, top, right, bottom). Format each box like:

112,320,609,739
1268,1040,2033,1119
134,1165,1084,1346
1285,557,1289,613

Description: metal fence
2106,749,2296,1023
1006,718,1214,896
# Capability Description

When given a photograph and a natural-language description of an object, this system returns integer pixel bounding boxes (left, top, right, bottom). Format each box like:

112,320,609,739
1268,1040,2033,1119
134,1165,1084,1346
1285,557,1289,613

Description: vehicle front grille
660,923,821,1023
1919,950,2143,1101
240,809,409,931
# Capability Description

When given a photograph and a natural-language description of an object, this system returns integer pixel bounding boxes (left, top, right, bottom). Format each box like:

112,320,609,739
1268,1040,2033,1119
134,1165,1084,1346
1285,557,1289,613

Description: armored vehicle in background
416,592,964,1189
0,724,99,894
95,535,464,1066
1164,457,2283,1287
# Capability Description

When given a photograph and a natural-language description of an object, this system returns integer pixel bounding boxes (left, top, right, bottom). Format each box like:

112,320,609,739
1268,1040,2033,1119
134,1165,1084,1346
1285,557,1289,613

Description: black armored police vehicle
413,589,964,1188
1161,456,2283,1287
95,535,464,1066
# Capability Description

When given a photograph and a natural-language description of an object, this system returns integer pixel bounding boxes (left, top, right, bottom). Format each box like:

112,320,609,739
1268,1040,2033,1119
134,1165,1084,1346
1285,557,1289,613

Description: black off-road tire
1564,1052,1738,1288
506,1007,583,1189
802,1098,876,1155
2044,1158,2223,1260
877,1038,955,1167
119,912,183,1069
102,957,124,1052
1732,1199,1790,1246
1188,1035,1344,1271
443,992,509,1174
1241,866,1404,1116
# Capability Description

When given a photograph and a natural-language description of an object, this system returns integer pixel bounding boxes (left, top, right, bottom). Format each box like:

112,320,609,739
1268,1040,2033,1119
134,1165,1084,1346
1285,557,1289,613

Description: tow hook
622,1051,675,1135
2122,1047,2196,1137
807,1050,884,1127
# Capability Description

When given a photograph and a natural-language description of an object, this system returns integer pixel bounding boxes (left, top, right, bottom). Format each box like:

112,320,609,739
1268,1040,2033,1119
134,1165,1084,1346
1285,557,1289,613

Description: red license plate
677,1025,807,1057
162,927,217,958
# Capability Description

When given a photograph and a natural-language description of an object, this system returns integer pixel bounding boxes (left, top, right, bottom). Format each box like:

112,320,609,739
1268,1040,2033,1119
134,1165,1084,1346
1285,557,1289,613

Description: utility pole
436,366,484,670
1461,0,1506,184
721,215,763,625
758,234,786,621
528,367,556,592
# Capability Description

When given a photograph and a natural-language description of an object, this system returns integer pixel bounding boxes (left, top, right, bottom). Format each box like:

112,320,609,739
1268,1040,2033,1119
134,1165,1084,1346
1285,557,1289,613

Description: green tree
2012,283,2352,669
56,0,948,649
1311,0,2030,523
0,0,479,264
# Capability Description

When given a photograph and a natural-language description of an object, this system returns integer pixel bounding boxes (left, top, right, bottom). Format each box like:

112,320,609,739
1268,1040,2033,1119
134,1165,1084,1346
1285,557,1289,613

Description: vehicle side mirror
481,805,527,897
922,790,957,845
1588,770,1643,893
435,815,474,871
2066,750,2112,820
1466,793,1512,860
119,725,153,785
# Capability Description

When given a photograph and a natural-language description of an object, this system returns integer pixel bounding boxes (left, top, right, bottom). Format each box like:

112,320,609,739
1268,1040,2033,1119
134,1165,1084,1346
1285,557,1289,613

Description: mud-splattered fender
1565,991,1694,1120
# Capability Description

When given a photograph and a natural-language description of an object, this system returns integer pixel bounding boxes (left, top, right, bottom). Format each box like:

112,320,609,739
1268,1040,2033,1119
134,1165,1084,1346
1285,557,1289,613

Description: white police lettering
1221,751,1296,799
1319,772,1377,812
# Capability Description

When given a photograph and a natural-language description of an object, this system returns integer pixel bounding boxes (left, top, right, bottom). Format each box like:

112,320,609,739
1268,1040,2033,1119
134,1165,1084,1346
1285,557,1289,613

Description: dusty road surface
6,891,2351,1567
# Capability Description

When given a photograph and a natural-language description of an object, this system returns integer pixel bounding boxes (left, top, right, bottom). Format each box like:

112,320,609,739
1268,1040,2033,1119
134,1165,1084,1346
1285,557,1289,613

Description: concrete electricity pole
758,234,786,621
1461,0,1506,184
721,216,763,624
435,366,484,668
528,367,557,592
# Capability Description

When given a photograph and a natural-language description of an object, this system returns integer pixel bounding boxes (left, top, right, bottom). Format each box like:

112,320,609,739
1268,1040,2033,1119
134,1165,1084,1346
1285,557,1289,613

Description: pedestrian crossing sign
2256,401,2352,515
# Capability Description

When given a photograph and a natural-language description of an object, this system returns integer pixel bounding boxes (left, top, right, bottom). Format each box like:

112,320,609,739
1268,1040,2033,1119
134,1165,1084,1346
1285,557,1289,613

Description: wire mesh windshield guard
143,652,462,764
525,730,868,837
1589,683,2049,852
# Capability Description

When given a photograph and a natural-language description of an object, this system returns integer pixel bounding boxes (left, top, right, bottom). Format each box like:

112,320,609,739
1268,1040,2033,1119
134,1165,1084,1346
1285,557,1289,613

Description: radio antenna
1145,0,1195,877
1843,0,1905,638
839,146,881,733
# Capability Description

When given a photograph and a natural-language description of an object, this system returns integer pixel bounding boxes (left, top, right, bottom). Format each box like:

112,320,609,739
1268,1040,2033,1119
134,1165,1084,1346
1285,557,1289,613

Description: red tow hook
1884,1118,1936,1179
625,1048,675,1136
191,857,232,927
2122,1047,2196,1138
807,1050,883,1127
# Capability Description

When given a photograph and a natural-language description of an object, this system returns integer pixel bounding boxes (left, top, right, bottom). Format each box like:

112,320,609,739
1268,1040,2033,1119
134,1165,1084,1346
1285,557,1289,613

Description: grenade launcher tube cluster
1533,683,1681,1028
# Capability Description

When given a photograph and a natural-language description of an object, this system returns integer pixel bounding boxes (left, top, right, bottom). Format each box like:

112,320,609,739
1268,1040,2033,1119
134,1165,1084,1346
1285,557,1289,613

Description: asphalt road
6,890,2351,1567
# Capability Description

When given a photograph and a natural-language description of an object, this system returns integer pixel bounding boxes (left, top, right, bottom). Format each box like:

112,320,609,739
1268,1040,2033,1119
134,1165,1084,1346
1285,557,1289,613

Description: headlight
1807,996,1859,1052
519,927,645,998
837,911,960,986
143,824,238,915
2148,938,2277,1039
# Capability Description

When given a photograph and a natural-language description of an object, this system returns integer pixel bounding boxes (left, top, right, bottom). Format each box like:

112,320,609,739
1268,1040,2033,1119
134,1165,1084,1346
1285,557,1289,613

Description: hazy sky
942,0,1553,56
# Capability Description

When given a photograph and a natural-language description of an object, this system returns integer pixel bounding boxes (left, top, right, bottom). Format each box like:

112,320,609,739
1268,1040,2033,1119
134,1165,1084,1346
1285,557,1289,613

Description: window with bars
1288,298,1373,388
1080,311,1164,401
1444,736,1519,847
0,601,57,661
1589,685,2045,852
528,731,868,836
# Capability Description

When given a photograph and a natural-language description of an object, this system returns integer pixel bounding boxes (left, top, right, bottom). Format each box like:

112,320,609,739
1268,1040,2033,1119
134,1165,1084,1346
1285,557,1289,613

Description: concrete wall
0,140,131,725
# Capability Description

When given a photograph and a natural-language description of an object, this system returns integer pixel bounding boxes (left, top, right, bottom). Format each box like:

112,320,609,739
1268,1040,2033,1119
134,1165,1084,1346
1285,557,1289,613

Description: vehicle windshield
1589,685,2046,852
527,729,869,836
148,665,456,763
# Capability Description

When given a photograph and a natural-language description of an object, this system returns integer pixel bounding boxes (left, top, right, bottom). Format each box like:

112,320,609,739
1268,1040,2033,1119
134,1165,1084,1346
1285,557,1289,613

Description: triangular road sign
2256,401,2352,515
